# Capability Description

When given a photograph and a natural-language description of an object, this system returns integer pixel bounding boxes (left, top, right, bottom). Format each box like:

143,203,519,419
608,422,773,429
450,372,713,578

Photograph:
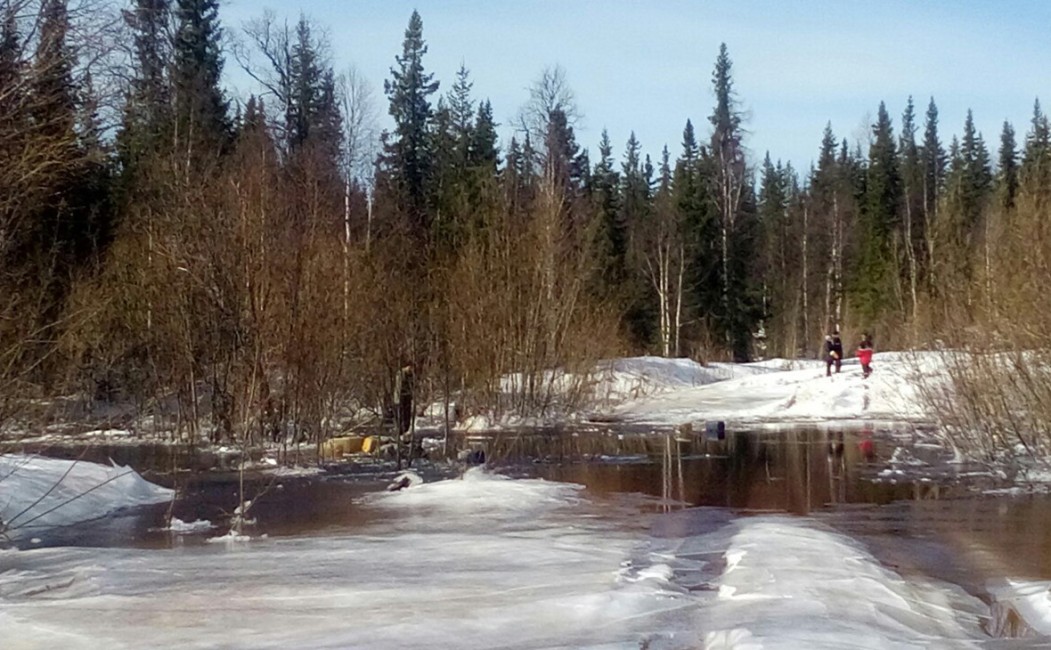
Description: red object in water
857,348,873,366
859,438,875,460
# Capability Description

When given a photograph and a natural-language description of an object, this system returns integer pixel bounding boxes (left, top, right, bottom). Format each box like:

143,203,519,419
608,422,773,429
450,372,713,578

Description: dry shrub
442,178,623,418
917,185,1051,463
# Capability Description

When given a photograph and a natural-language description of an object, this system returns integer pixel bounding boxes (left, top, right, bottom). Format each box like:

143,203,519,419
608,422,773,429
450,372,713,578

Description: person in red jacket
857,332,874,378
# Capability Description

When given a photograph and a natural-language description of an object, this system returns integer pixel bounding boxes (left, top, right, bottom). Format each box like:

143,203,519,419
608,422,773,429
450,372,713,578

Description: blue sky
222,0,1051,174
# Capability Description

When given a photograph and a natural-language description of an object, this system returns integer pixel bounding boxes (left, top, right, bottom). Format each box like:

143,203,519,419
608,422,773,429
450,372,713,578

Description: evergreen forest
3,1,1050,446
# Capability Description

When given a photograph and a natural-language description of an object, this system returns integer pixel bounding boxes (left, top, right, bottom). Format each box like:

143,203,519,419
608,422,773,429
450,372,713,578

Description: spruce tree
503,134,536,219
707,43,758,360
959,109,992,231
469,100,499,173
854,101,901,325
381,9,439,238
677,119,718,352
921,98,946,282
997,120,1018,210
591,129,622,290
33,0,77,143
0,5,26,173
172,0,230,152
448,63,473,169
287,17,322,150
119,0,171,166
899,97,924,320
431,64,475,245
1020,99,1051,193
808,123,848,340
619,133,656,347
757,153,790,354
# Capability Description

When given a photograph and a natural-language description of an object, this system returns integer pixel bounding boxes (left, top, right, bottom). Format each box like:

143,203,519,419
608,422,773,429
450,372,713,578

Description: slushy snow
0,461,1022,649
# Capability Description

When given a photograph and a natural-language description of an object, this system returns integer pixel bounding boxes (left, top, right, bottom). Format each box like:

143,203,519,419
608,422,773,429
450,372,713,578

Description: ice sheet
1,469,1007,649
1,469,694,649
698,516,989,649
0,454,173,540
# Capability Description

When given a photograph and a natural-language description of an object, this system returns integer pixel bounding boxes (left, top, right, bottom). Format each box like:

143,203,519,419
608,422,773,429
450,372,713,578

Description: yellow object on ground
320,436,365,459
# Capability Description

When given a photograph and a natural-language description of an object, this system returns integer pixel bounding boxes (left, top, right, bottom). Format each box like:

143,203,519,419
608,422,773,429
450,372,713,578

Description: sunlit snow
604,352,933,428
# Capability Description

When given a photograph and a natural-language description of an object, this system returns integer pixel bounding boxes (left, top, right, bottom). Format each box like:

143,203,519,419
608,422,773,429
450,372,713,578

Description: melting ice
0,457,1017,649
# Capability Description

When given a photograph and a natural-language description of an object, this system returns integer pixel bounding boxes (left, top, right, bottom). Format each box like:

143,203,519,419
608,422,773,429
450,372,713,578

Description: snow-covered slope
600,352,933,427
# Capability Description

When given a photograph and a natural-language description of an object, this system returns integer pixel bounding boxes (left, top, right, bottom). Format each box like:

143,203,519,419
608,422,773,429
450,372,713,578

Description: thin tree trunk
923,178,937,292
674,241,684,357
802,202,810,355
904,187,919,336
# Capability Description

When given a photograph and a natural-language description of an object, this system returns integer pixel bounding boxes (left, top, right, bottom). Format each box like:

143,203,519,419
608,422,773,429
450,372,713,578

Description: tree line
2,1,1049,446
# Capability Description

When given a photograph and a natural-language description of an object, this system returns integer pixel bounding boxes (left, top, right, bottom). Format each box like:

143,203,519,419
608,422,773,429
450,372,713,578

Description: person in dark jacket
824,331,843,376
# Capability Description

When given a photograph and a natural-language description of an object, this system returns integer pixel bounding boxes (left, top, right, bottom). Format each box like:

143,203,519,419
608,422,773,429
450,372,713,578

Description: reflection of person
824,331,843,377
859,425,876,461
857,333,874,379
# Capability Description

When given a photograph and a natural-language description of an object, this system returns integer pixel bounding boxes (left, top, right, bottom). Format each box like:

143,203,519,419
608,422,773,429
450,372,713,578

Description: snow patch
165,518,214,534
0,454,173,540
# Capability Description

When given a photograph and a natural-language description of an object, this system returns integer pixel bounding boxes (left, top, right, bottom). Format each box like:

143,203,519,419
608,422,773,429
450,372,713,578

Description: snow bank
424,352,940,431
607,352,936,427
701,516,987,648
986,578,1051,637
364,466,585,530
0,454,173,540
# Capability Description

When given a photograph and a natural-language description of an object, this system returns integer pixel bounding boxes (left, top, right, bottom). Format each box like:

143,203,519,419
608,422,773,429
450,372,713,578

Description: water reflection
510,428,939,515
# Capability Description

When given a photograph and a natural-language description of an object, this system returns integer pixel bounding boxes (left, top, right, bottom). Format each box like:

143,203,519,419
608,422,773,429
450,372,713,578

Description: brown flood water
20,425,1051,630
503,426,1051,624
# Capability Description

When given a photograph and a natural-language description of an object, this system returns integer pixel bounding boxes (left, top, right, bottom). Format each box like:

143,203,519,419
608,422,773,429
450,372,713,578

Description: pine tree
503,134,535,220
997,120,1018,211
591,129,621,291
286,17,321,150
33,0,77,143
707,43,758,360
380,9,439,238
921,98,946,287
677,119,718,344
899,97,924,322
619,133,656,347
1020,99,1051,194
119,0,171,166
469,99,499,173
757,153,791,355
172,0,230,153
854,101,901,325
959,109,993,232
